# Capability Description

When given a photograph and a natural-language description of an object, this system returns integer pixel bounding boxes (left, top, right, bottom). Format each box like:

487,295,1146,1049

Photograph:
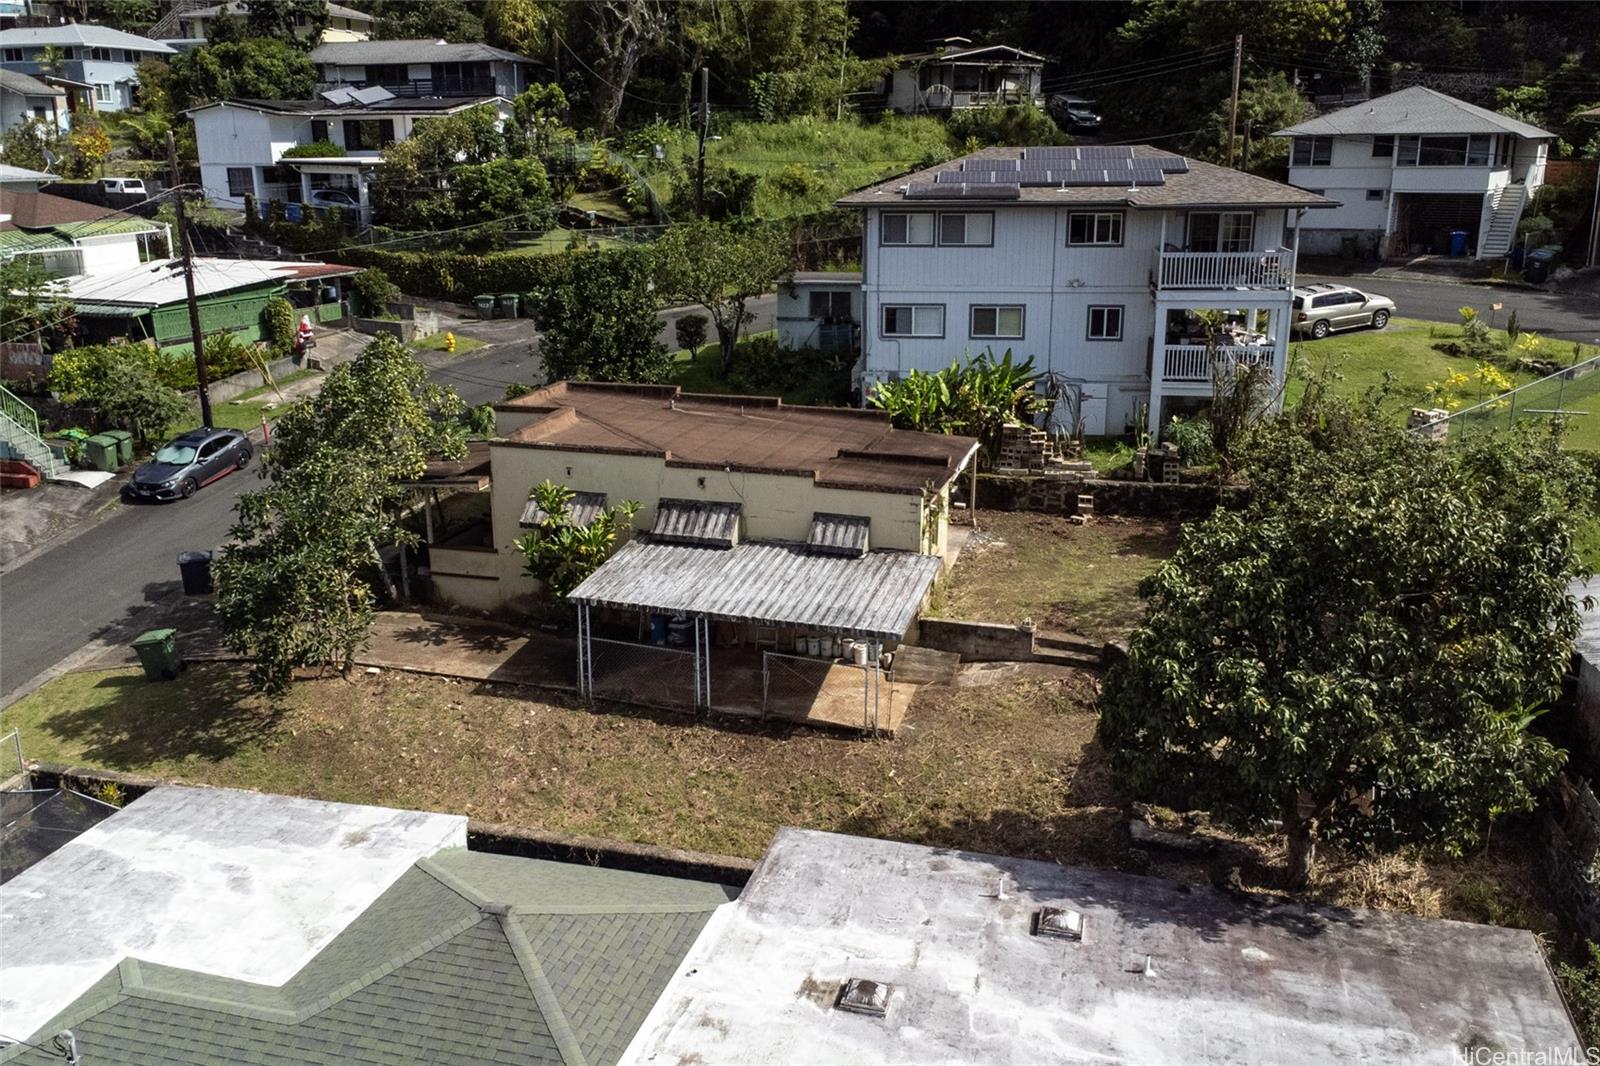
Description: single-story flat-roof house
59,256,357,352
0,189,165,278
1276,86,1553,259
420,381,977,730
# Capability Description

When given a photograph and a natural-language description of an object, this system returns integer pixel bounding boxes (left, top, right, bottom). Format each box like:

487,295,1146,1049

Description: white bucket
794,634,808,654
807,636,822,657
852,642,869,666
831,636,843,658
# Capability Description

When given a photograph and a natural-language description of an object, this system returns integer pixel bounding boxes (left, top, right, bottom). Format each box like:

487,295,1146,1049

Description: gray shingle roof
186,1,371,21
1274,86,1553,139
836,145,1335,210
310,38,539,66
0,24,175,52
0,68,63,97
0,851,729,1066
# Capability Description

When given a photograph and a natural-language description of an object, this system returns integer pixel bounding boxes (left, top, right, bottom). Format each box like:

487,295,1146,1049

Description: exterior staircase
0,386,60,480
146,0,208,40
1479,183,1528,259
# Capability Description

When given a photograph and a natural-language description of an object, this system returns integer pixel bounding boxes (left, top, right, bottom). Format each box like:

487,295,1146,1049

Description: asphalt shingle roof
0,68,62,97
1274,85,1553,139
310,38,539,66
836,145,1335,209
0,24,174,52
0,851,730,1066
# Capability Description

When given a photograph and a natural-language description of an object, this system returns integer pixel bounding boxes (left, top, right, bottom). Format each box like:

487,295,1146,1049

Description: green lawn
666,330,775,393
203,369,318,433
408,332,488,355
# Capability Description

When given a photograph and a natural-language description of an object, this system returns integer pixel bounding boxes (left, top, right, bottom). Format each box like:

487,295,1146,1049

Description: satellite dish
923,84,953,109
42,147,58,170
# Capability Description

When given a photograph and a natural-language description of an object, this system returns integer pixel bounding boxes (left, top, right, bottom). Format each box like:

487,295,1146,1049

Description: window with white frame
1365,189,1384,201
1,48,24,62
1291,136,1333,166
1186,211,1254,253
881,304,944,338
94,83,114,104
1086,305,1123,341
970,305,1023,339
1067,211,1123,246
88,47,113,61
1496,136,1513,167
226,167,254,197
1395,134,1496,167
938,211,993,246
880,211,934,246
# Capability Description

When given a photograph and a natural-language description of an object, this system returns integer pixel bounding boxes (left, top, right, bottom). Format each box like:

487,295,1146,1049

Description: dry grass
934,512,1181,640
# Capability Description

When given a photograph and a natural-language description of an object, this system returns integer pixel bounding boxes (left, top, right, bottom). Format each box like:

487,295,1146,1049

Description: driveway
1298,272,1600,344
0,295,781,703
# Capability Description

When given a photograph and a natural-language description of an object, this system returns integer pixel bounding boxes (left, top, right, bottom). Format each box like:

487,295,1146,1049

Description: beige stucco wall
438,440,955,612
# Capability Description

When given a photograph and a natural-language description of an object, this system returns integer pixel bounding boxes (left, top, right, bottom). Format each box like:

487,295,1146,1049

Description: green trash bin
496,293,520,319
474,294,495,320
131,628,181,681
103,429,133,465
83,434,119,471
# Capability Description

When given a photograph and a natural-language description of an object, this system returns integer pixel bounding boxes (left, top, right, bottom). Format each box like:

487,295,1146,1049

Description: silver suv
1292,284,1396,339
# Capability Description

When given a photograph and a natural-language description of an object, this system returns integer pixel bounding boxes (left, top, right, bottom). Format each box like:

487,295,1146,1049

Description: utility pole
1225,34,1243,168
1241,118,1254,173
166,129,212,428
836,32,847,123
694,66,709,219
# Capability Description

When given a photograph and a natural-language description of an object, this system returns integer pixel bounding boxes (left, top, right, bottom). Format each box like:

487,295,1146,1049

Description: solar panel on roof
904,181,1021,200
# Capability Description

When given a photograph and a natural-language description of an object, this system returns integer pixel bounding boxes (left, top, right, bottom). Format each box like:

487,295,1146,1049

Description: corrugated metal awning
520,490,607,529
568,539,941,640
807,513,869,557
651,499,741,547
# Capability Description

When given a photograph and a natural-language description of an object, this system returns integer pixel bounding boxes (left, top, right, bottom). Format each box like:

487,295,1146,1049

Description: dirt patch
935,512,1180,640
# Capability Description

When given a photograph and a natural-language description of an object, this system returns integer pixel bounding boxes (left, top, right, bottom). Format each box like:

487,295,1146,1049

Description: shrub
768,164,819,198
262,296,296,349
947,103,1071,148
726,336,852,406
335,245,654,306
674,313,708,357
352,268,399,316
1161,415,1218,467
282,140,345,159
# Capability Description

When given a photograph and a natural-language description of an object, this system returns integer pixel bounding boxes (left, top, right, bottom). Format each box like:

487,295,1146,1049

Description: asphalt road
0,295,779,700
1298,273,1600,345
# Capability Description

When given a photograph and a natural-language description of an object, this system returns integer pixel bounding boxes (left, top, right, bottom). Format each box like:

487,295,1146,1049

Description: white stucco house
187,94,511,223
0,23,172,111
309,39,544,99
1275,86,1553,260
836,145,1333,436
878,38,1045,115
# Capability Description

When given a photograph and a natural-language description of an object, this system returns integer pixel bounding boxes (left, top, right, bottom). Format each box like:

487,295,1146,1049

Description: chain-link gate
586,637,699,711
762,651,885,734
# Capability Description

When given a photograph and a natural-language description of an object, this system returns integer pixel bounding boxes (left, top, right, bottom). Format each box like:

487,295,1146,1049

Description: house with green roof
0,190,165,279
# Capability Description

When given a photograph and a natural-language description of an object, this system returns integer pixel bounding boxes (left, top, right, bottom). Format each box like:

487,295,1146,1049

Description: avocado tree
1099,393,1591,887
531,250,669,383
213,336,467,694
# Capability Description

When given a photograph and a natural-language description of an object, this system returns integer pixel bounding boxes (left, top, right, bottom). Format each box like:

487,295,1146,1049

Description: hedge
335,246,652,304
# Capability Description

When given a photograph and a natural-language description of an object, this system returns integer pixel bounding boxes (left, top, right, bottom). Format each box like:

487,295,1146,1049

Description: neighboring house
186,94,512,222
0,66,64,130
170,0,373,43
310,38,544,99
835,145,1334,436
623,826,1582,1065
878,38,1044,115
0,161,53,190
0,189,164,277
1275,86,1554,259
776,270,862,351
58,256,355,351
0,23,174,111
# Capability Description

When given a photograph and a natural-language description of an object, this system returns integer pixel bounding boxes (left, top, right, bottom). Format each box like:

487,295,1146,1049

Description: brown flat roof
496,382,977,495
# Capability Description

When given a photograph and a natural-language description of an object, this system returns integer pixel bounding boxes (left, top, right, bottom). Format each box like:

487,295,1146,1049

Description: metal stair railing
0,385,57,477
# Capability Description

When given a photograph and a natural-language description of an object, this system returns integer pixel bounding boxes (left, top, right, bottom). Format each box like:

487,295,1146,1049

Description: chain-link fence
1425,355,1600,444
0,730,23,781
587,638,699,712
763,652,886,734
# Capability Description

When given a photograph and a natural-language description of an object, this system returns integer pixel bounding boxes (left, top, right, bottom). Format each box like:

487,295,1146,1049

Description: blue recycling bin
1448,229,1469,256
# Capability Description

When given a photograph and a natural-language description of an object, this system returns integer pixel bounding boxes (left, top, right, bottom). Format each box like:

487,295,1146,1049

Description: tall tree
168,39,317,109
583,0,670,133
1100,393,1591,887
653,221,789,375
1188,71,1312,176
245,0,328,48
213,337,467,694
372,0,483,41
484,0,547,56
532,250,669,384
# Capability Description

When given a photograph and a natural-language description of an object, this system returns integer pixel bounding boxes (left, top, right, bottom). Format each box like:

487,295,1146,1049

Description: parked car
125,428,252,501
1291,284,1396,339
307,188,360,211
99,177,147,196
1048,94,1102,131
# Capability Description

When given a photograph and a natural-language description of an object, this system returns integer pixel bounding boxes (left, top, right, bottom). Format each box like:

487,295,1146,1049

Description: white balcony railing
1157,249,1292,290
1161,344,1277,383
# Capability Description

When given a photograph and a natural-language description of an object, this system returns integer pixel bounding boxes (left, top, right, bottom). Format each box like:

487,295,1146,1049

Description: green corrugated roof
67,301,148,317
1,851,732,1066
0,229,72,253
53,218,161,238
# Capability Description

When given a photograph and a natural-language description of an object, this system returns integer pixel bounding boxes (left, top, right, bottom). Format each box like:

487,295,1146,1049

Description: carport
568,538,941,734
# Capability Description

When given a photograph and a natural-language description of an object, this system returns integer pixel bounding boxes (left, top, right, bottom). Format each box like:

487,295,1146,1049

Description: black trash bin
177,550,214,595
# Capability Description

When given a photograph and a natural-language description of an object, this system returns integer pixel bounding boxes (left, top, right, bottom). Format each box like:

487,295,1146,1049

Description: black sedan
126,428,253,501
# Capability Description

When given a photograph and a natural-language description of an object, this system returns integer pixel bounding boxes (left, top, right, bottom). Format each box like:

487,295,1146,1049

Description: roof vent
835,978,892,1018
1033,906,1084,941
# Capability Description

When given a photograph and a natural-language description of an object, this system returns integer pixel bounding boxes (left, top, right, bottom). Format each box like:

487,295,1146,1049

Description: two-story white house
187,93,512,223
836,145,1333,437
1275,86,1553,260
309,39,544,99
0,23,172,112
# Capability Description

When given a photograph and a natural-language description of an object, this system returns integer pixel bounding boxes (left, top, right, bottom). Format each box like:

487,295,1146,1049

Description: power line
1040,44,1233,89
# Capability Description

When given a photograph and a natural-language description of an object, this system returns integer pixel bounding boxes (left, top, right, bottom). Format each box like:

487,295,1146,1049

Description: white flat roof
0,785,465,1042
59,257,350,308
623,827,1581,1066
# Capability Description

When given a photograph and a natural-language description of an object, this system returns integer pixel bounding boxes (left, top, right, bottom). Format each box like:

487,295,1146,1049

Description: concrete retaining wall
206,355,299,403
916,617,1035,662
978,473,1246,520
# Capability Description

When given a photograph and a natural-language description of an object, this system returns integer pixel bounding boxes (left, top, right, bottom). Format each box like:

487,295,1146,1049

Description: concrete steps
0,402,58,480
1479,184,1527,259
1033,630,1105,670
